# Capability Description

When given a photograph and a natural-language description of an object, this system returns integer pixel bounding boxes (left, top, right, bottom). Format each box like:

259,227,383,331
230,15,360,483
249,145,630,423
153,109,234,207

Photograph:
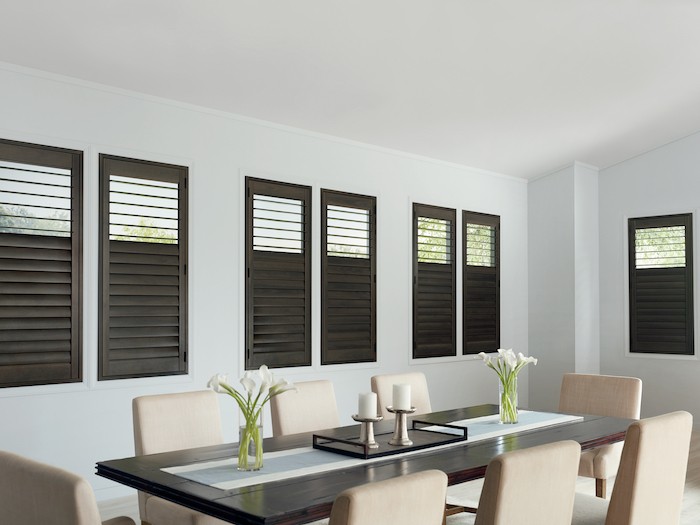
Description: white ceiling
2,0,700,178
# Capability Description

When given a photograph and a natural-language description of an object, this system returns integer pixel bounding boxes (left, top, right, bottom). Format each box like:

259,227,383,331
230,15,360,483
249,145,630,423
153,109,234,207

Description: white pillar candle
358,392,377,419
392,383,411,410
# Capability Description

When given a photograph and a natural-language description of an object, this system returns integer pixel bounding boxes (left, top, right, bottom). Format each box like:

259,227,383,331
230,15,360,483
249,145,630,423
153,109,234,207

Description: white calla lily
208,365,296,470
478,348,538,424
240,375,256,395
206,373,229,393
270,378,296,396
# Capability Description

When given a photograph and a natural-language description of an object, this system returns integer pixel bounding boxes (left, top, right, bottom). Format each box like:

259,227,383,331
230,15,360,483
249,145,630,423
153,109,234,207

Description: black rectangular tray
312,423,467,459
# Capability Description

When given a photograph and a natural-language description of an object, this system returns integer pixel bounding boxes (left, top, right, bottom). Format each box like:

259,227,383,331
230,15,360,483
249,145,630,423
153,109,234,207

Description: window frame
0,138,83,388
628,213,694,356
463,210,500,355
245,177,312,370
320,189,377,365
412,203,457,359
98,154,188,380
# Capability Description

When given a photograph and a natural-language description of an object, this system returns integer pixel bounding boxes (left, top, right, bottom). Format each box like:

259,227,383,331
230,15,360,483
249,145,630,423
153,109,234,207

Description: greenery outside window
245,177,311,369
463,211,500,354
321,189,376,364
412,203,456,359
0,139,83,387
99,155,188,379
628,213,693,356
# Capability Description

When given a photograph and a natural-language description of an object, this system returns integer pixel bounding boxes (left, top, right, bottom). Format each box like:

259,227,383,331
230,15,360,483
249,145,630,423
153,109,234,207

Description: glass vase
499,376,518,424
238,411,263,471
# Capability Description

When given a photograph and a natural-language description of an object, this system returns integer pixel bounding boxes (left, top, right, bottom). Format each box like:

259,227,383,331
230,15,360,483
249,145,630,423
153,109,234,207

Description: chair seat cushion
571,493,609,525
578,442,623,478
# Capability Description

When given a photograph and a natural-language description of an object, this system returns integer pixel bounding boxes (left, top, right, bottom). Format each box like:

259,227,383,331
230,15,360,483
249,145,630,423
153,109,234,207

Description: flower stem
499,375,518,424
238,413,263,470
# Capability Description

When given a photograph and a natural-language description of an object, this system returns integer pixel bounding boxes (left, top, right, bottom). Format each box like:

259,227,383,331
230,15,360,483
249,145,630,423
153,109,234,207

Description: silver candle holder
386,406,416,446
351,414,383,449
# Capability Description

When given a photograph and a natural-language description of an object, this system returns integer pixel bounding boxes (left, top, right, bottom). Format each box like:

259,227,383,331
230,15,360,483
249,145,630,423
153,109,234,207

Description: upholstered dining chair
0,450,135,525
446,440,582,525
328,469,448,525
558,373,642,498
372,371,473,520
370,372,432,420
132,390,228,525
270,379,340,437
571,410,692,525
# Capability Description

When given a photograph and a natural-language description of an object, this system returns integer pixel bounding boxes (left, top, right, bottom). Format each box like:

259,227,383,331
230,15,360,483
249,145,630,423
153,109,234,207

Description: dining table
96,404,632,525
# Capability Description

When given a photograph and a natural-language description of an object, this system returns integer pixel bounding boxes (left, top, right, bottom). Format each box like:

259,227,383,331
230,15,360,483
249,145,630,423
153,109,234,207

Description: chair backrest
0,450,132,525
559,373,642,419
132,390,224,456
475,440,581,525
328,470,447,525
270,380,340,436
371,372,432,419
132,390,224,517
605,411,692,525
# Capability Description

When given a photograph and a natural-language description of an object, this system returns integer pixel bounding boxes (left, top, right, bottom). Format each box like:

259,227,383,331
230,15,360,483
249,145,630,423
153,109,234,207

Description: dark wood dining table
96,404,631,525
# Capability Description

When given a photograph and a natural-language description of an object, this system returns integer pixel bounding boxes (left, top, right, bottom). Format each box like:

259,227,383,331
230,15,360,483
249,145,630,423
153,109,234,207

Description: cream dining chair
370,372,432,419
328,470,448,525
558,373,642,498
270,379,340,437
0,450,135,525
571,410,692,525
372,371,475,520
132,390,228,525
446,440,582,525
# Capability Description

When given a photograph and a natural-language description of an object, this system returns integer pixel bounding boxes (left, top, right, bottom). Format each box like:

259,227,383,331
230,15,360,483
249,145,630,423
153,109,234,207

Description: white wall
528,163,600,411
0,64,529,500
574,164,600,375
528,166,576,410
599,131,700,420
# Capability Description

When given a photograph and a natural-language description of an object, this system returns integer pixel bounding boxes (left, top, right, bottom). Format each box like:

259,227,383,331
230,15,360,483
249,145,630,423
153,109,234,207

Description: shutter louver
321,190,376,364
99,156,187,379
246,178,311,369
463,212,500,354
413,204,456,359
629,214,693,355
0,139,82,387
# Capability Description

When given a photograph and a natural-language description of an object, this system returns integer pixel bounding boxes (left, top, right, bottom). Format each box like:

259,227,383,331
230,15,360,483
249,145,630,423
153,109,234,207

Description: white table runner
163,410,582,491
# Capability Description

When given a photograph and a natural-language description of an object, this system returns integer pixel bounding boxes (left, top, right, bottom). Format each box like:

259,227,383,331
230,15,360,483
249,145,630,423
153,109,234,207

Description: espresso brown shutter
99,155,188,379
321,190,376,364
0,138,82,387
245,178,311,369
629,214,694,355
463,211,500,354
413,203,456,358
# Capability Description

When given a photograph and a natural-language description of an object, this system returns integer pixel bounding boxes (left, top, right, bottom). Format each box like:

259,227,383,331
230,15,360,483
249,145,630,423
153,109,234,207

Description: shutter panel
463,211,500,354
321,190,376,364
99,155,187,379
629,214,694,355
413,203,456,358
246,178,311,369
0,139,82,387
